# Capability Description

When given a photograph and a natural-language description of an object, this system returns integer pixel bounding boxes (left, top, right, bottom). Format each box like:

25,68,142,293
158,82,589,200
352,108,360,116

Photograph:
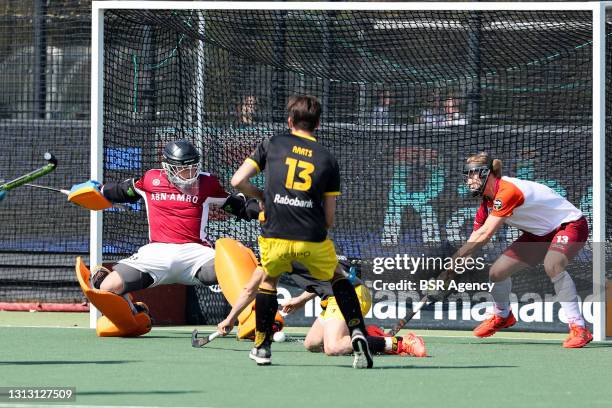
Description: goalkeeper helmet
463,156,493,197
162,140,201,195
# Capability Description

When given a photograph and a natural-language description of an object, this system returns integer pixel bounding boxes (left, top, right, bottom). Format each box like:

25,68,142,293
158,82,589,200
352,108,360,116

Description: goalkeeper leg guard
215,238,259,305
75,257,151,337
214,238,263,340
96,312,151,337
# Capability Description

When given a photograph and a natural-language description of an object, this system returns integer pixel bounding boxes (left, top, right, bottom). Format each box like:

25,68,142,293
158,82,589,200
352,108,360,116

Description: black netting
0,1,90,303
102,9,596,325
0,5,607,324
186,285,231,325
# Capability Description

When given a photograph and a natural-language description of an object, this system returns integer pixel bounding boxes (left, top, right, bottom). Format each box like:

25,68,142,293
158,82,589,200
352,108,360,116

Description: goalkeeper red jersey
133,169,229,245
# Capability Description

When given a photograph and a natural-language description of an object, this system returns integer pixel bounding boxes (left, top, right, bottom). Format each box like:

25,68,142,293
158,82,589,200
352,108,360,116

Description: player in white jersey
446,152,591,348
90,140,256,299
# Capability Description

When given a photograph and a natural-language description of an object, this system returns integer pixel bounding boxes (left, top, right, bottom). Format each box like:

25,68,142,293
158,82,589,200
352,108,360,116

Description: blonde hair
467,152,502,178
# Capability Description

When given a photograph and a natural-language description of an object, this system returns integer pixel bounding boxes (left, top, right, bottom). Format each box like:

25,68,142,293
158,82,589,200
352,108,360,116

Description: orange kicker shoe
473,312,517,338
562,324,593,348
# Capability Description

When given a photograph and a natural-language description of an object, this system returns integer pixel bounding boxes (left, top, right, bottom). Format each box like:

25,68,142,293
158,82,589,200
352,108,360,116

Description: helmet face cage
162,161,201,195
463,165,491,197
162,139,202,194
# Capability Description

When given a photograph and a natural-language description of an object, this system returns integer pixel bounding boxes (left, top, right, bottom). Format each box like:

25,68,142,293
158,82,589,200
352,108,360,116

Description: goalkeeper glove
69,180,104,195
222,193,249,220
244,198,261,221
68,180,112,210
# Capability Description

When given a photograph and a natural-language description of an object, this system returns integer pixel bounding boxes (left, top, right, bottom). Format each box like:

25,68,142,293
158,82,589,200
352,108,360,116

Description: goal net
95,3,608,333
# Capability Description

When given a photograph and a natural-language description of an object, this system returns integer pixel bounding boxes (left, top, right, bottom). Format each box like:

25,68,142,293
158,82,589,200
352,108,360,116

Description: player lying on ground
231,95,373,368
82,139,255,336
450,152,591,348
217,256,426,358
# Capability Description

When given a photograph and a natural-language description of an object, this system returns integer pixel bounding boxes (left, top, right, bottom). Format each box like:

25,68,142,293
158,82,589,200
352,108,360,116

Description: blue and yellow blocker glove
68,180,112,210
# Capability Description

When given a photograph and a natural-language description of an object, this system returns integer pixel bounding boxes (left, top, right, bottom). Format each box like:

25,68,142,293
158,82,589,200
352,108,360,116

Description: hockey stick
386,295,432,336
24,183,70,195
191,329,221,348
0,153,57,192
385,269,458,336
19,183,131,211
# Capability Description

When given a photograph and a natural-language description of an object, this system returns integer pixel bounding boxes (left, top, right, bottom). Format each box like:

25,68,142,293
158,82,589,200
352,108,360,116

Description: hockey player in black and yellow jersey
231,95,373,369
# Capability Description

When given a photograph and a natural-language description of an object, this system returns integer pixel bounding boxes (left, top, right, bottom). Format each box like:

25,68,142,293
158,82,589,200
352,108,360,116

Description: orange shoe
473,313,517,338
562,324,593,348
394,333,427,357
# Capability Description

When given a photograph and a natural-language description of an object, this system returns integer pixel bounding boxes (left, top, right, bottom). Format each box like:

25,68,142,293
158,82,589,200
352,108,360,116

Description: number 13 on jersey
285,158,315,191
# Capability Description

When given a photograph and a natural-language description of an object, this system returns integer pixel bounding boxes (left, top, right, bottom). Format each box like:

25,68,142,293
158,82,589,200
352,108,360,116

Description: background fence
0,0,90,305
1,2,611,333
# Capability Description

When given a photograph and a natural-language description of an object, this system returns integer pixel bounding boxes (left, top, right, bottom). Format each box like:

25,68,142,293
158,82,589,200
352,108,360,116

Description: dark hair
287,95,321,132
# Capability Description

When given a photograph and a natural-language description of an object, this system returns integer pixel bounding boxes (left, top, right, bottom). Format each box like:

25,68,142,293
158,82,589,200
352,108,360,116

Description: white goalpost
91,1,609,341
90,2,104,329
591,1,609,343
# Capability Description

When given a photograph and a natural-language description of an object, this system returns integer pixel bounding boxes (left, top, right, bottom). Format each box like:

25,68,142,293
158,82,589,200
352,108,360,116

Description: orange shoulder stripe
490,179,524,217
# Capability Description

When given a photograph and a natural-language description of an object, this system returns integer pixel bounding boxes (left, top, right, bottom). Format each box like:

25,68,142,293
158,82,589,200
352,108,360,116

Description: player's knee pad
90,265,111,289
196,259,217,286
75,257,151,337
113,263,154,294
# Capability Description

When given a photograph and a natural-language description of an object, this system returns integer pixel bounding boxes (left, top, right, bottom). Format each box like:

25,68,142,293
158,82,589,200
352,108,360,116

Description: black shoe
249,344,272,366
351,328,373,369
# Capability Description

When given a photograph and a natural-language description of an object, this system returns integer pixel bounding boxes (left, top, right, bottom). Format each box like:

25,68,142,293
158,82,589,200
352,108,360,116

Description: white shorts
116,242,215,287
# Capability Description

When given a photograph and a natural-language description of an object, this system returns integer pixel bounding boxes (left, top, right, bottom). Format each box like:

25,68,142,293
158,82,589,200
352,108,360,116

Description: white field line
0,404,212,408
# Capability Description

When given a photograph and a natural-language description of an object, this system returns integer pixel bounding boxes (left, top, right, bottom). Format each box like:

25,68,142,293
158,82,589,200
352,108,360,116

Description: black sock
366,336,386,353
254,287,278,347
331,277,367,336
